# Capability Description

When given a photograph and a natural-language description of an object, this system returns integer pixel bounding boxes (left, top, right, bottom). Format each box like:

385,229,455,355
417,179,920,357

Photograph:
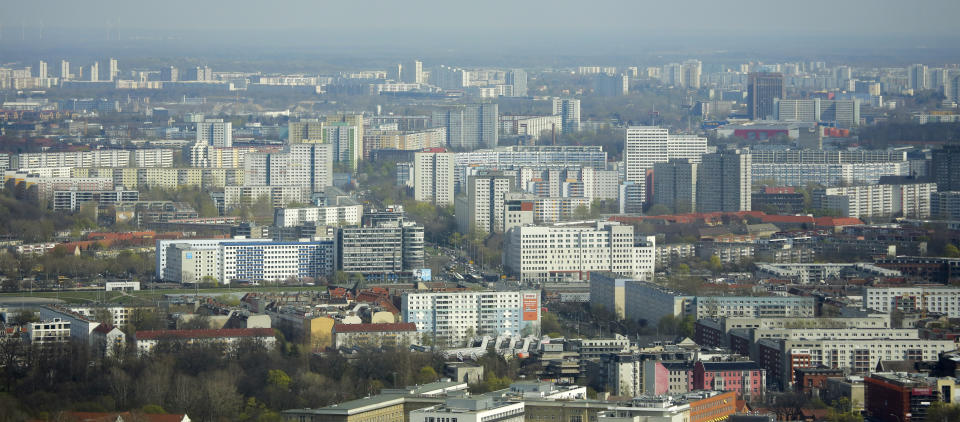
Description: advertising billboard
523,293,539,321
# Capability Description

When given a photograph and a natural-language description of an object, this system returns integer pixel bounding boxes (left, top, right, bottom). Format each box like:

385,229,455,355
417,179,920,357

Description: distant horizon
2,0,959,68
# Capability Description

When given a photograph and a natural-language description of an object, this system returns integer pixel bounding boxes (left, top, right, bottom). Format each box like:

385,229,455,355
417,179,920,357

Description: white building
624,126,707,200
816,181,936,218
503,221,655,283
25,319,71,345
500,115,562,140
864,286,960,318
196,119,232,147
402,290,541,346
414,149,455,206
751,162,909,187
243,144,333,192
694,296,815,319
12,149,174,169
223,185,307,209
220,241,336,284
410,397,523,422
274,205,363,227
155,238,271,280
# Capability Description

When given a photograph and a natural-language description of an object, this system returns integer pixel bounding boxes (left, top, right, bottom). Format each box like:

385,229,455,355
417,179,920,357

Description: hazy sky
2,0,960,59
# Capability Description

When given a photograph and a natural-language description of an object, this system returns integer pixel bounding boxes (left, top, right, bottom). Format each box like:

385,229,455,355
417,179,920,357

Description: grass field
0,285,331,305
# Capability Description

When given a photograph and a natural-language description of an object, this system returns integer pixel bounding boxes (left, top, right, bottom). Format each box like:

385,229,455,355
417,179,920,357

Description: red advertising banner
523,294,539,321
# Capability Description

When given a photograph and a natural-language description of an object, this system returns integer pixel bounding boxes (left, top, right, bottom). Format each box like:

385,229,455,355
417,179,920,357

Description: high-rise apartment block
59,60,70,81
681,60,702,89
414,149,455,206
697,150,752,212
243,144,333,192
401,59,424,84
455,172,515,233
653,159,698,213
909,64,928,91
552,98,581,133
432,104,498,150
196,119,232,147
624,126,708,203
506,69,528,97
747,72,784,120
932,145,960,191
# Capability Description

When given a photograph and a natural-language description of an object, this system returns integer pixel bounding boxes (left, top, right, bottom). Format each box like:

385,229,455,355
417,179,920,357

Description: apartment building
12,149,174,169
864,286,960,318
414,149,455,206
220,241,337,283
814,181,936,218
402,290,541,346
274,205,363,227
503,221,655,283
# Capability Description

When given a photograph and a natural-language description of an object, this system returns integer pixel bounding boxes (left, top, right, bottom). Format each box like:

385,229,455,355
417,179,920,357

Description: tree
709,255,723,274
573,205,590,220
945,244,960,258
927,402,960,422
415,366,438,384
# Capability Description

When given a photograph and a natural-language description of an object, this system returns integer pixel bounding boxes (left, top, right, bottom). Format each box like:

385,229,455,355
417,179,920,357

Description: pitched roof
814,217,863,227
92,324,117,334
333,323,417,333
135,328,274,340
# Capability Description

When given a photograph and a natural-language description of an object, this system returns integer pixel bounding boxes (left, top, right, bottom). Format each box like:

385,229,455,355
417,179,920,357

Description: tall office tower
933,145,960,192
594,73,628,96
747,72,784,120
323,122,361,170
108,58,118,81
455,172,515,233
388,63,402,82
288,119,325,143
661,63,683,86
653,159,698,213
414,149,455,206
909,64,928,91
552,98,581,133
432,103,498,150
89,62,99,82
35,60,47,78
401,59,423,84
623,126,708,186
244,144,333,192
506,69,528,97
681,60,702,89
60,60,70,81
160,66,178,82
196,119,232,147
697,150,752,212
